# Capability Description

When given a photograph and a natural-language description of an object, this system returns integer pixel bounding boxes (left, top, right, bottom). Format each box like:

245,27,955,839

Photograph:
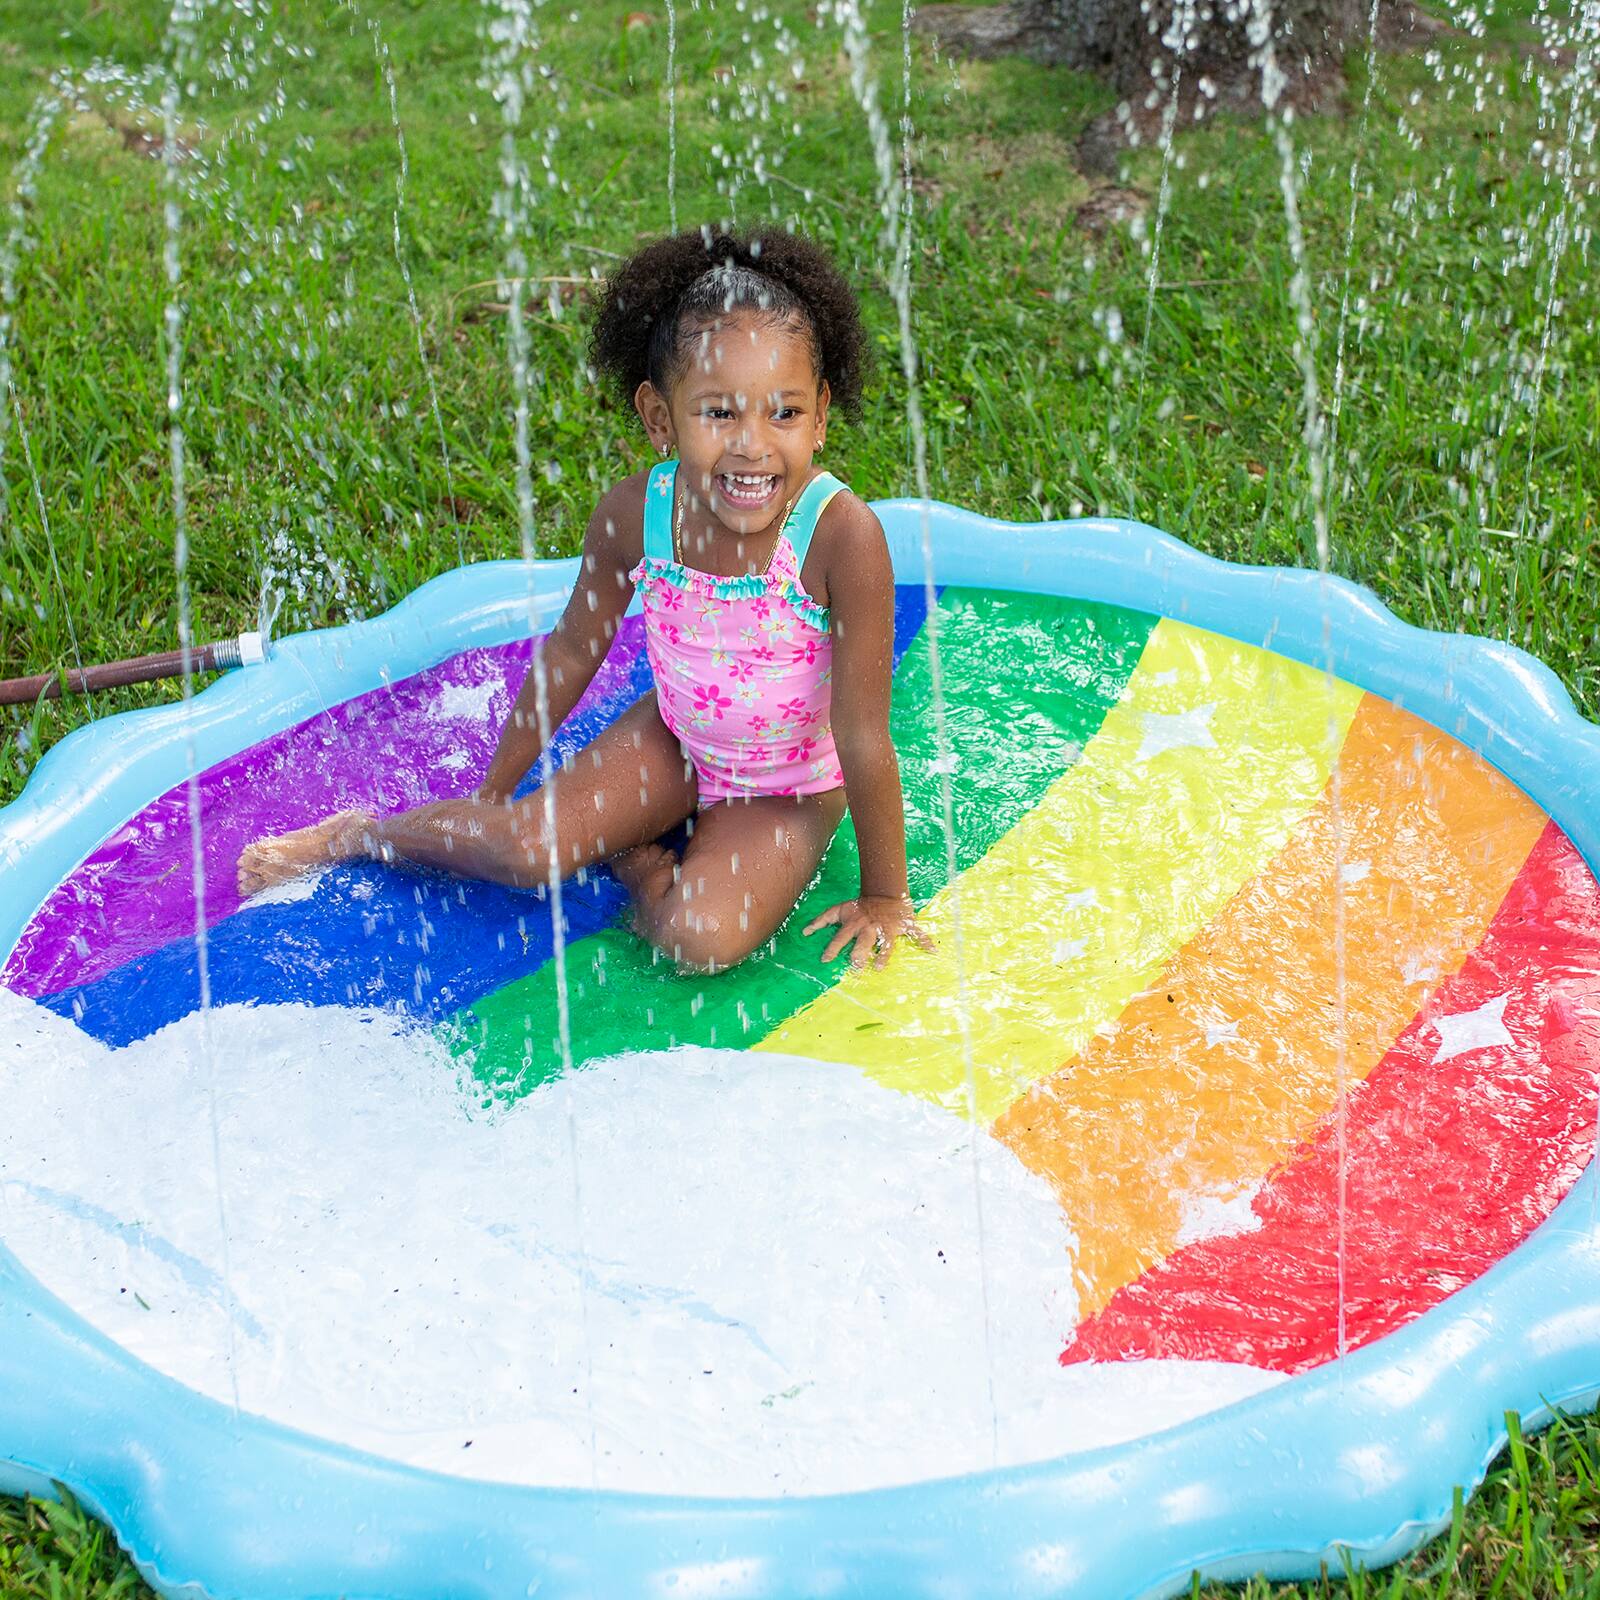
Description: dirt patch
922,127,1095,227
65,107,199,163
1074,183,1149,235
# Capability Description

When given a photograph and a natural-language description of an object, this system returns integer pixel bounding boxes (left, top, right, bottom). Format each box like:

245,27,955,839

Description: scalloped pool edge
2,506,1598,1600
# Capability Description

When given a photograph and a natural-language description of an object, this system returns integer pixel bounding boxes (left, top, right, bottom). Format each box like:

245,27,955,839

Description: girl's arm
236,477,648,897
477,476,646,805
802,496,931,968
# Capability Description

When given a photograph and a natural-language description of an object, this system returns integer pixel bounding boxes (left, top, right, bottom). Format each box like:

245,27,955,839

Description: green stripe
446,589,1156,1094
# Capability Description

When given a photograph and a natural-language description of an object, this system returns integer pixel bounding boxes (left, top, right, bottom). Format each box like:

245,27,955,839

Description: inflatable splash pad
3,504,1599,1599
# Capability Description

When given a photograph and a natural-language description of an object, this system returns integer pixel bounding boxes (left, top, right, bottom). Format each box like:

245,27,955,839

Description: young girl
238,228,927,973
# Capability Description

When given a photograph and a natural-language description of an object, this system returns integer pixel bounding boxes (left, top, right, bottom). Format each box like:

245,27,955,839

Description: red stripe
1063,821,1600,1375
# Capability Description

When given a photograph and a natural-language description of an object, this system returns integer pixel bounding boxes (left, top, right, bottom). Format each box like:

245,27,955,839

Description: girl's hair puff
590,226,871,421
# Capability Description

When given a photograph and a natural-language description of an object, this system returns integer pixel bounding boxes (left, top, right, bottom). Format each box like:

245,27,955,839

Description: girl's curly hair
590,226,871,421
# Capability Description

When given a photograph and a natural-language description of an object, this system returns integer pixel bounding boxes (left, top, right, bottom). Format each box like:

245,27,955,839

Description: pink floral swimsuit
629,460,847,804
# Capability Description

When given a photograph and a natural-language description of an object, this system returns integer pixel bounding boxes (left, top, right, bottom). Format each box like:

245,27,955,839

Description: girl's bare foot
237,808,375,897
609,840,678,905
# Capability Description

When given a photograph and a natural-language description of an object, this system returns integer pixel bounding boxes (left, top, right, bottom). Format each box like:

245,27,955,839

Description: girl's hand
803,896,934,969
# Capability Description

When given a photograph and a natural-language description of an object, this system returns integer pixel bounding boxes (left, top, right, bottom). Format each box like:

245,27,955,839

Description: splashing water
1327,0,1386,477
362,8,466,567
828,0,997,1465
1,89,88,712
1515,0,1599,542
158,0,242,1414
666,0,679,230
1241,0,1357,1362
480,0,596,1486
699,1,803,222
1130,0,1200,494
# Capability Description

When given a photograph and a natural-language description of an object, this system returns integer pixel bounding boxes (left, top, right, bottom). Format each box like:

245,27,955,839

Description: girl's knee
653,900,760,974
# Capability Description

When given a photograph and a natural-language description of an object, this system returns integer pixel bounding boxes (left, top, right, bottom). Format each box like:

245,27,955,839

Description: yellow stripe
755,620,1364,1121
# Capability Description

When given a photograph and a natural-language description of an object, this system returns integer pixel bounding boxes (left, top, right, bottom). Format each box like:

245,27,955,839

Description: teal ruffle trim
635,555,832,634
779,583,832,634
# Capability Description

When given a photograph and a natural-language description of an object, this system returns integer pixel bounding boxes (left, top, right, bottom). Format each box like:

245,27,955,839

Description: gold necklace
673,473,806,575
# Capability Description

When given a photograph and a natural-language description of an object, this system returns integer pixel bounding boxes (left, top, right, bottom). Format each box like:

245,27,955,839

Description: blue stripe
50,585,934,1048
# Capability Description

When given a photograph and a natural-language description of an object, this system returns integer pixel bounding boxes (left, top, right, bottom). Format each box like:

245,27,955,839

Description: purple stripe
3,617,648,999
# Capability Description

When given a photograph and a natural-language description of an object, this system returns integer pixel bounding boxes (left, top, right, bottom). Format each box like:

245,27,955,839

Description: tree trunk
913,0,1441,174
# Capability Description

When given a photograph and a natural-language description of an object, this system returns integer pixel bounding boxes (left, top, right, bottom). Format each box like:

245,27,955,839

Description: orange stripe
992,692,1549,1320
1064,820,1600,1373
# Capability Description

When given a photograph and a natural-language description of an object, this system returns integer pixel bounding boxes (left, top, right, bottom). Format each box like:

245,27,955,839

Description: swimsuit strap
644,460,845,569
643,459,678,561
782,471,847,572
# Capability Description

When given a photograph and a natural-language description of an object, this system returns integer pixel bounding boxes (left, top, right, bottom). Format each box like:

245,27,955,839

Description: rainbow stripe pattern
8,582,1599,1377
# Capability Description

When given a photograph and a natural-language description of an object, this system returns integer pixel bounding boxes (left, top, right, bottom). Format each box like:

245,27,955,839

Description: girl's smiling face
635,311,830,548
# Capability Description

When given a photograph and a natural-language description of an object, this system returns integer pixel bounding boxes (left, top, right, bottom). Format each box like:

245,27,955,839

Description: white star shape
1339,859,1371,886
1061,888,1100,911
1431,993,1514,1065
1052,938,1088,963
1203,1018,1239,1047
1136,702,1218,763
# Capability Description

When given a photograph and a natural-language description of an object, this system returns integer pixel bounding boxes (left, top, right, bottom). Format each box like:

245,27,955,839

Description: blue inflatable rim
2,504,1598,1600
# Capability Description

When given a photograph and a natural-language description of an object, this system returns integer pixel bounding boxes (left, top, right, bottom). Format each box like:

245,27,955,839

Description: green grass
0,0,1595,808
0,1491,154,1599
1,0,1597,1590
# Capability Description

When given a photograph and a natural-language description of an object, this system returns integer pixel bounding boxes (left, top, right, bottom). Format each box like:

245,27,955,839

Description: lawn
0,0,1596,1591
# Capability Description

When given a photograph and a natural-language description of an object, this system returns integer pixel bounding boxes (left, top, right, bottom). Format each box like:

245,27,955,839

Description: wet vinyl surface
3,584,1599,1490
